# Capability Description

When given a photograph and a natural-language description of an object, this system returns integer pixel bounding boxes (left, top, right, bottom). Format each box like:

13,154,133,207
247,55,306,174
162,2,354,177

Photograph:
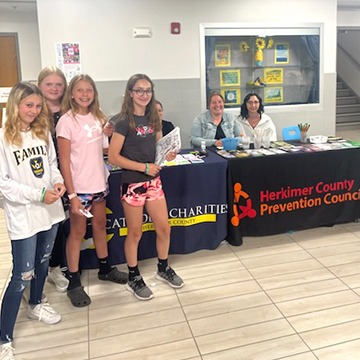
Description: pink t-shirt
56,111,108,194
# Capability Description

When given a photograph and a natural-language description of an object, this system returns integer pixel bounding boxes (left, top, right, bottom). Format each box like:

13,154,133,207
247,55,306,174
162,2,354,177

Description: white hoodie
0,129,65,240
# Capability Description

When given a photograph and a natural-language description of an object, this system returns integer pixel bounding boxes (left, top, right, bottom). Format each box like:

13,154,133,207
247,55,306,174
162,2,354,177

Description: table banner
227,148,360,245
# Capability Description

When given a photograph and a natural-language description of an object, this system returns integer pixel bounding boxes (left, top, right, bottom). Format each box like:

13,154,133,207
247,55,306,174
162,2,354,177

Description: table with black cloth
227,147,360,246
77,150,228,269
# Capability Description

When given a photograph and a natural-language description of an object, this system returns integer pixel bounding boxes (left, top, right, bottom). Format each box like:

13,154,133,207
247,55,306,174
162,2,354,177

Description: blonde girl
108,74,184,301
37,66,69,293
56,74,126,307
0,82,65,359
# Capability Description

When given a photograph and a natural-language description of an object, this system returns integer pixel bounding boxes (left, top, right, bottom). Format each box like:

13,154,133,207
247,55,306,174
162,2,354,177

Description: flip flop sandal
98,267,127,284
67,286,91,307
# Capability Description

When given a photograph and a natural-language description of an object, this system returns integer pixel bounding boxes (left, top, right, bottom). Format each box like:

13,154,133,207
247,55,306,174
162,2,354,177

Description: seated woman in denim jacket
190,92,241,148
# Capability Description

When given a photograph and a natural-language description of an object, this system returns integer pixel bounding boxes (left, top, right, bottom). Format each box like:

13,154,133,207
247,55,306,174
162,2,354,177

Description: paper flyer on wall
155,127,181,165
55,42,82,81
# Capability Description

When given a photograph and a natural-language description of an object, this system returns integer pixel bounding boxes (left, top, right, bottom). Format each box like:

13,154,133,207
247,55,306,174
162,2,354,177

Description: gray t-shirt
114,114,156,183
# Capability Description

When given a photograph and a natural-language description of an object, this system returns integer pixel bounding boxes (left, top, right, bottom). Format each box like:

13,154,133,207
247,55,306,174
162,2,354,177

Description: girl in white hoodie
0,82,65,360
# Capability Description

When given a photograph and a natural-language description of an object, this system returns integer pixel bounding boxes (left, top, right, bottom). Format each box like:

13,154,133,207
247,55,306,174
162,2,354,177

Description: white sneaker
22,286,47,304
27,302,61,325
0,342,15,360
47,267,69,292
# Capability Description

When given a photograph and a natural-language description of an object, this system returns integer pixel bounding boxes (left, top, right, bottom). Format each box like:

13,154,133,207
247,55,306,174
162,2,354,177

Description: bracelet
68,192,77,200
40,188,46,203
144,163,149,175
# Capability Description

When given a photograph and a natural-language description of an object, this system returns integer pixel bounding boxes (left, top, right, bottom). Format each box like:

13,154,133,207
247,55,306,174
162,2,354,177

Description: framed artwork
215,44,231,67
221,88,240,105
220,70,240,87
275,43,289,64
264,87,283,103
264,68,283,84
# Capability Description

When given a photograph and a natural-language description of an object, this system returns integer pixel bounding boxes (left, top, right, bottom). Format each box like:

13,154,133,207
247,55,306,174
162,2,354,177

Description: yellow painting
264,68,283,84
215,44,231,67
221,88,240,105
264,87,283,103
220,70,240,87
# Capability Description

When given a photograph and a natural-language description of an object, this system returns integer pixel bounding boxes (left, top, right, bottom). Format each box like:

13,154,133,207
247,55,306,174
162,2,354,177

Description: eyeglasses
247,101,260,105
132,89,153,96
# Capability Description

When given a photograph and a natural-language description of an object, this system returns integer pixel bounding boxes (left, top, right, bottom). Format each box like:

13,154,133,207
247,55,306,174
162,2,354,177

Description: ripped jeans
0,224,58,344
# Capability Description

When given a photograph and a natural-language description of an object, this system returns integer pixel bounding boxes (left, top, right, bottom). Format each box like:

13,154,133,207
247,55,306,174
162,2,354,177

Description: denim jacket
190,110,241,147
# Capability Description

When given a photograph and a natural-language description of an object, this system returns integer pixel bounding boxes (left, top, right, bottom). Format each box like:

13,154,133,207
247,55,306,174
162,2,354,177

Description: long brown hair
5,82,50,147
120,74,161,132
61,74,107,126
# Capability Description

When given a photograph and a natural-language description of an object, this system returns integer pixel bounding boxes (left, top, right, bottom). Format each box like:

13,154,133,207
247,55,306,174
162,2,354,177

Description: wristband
40,188,46,203
68,192,77,200
145,163,149,175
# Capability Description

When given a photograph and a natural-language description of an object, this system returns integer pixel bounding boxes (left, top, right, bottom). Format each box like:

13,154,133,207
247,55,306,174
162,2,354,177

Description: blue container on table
222,138,238,151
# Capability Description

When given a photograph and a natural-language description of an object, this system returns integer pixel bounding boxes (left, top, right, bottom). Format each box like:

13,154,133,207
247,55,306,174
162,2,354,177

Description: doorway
0,33,21,126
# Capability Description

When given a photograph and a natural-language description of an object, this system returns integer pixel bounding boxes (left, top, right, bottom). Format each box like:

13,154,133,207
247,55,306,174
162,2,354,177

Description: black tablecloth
77,150,228,269
227,147,360,245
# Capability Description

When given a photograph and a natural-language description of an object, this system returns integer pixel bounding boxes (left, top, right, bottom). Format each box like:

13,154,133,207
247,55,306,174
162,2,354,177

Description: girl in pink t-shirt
56,74,126,307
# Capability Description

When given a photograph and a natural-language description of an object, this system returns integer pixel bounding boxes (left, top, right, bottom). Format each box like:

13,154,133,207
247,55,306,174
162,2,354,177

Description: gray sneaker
126,276,154,300
156,266,184,288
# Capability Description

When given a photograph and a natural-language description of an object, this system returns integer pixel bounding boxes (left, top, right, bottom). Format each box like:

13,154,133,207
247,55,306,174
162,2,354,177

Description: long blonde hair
61,74,107,126
5,82,50,147
120,74,161,132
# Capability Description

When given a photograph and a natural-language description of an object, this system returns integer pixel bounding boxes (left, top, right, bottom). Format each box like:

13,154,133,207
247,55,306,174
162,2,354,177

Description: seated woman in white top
238,93,277,141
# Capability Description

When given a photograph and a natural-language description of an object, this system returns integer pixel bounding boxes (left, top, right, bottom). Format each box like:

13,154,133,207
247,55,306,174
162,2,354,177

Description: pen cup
242,136,250,149
262,135,271,149
254,135,262,149
300,131,308,143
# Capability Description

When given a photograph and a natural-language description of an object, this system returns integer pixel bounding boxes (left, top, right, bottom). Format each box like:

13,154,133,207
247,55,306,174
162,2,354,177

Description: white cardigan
238,113,277,141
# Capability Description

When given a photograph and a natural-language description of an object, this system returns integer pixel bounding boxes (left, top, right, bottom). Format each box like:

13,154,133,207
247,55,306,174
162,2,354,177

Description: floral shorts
121,177,164,206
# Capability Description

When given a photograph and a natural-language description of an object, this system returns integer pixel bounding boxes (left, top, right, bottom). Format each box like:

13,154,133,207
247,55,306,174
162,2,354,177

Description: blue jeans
0,224,59,344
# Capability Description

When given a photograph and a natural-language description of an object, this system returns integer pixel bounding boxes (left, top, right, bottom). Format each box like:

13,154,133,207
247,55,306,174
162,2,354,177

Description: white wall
35,0,338,139
37,0,337,79
0,10,41,81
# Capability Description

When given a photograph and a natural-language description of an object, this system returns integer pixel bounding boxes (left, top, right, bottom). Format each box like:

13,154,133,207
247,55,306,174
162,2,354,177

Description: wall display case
202,26,320,109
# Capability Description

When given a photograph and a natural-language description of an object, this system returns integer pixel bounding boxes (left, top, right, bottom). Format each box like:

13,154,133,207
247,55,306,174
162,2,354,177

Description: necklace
20,126,31,132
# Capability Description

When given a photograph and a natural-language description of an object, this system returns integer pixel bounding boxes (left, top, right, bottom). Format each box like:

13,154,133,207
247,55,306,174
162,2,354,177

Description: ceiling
0,0,36,12
1,0,360,13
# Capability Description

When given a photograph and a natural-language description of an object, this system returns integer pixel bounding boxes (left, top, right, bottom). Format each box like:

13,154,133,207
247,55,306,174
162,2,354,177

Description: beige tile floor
0,124,360,360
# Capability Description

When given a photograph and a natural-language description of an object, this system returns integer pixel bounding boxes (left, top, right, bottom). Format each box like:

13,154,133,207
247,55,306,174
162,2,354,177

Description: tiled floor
1,124,360,360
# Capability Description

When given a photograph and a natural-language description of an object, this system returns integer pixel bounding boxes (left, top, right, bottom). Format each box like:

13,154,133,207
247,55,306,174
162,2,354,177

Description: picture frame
264,87,283,103
275,43,289,64
215,44,231,67
221,88,240,105
264,68,283,84
220,69,240,87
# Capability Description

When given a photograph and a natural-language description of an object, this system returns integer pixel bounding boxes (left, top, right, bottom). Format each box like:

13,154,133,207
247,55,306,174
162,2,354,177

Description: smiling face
209,95,224,118
18,94,43,130
130,79,152,114
72,80,94,114
38,74,65,104
246,95,260,115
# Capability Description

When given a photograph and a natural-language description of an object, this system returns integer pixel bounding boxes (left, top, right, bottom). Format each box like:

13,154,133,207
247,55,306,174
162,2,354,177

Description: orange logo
231,183,257,226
